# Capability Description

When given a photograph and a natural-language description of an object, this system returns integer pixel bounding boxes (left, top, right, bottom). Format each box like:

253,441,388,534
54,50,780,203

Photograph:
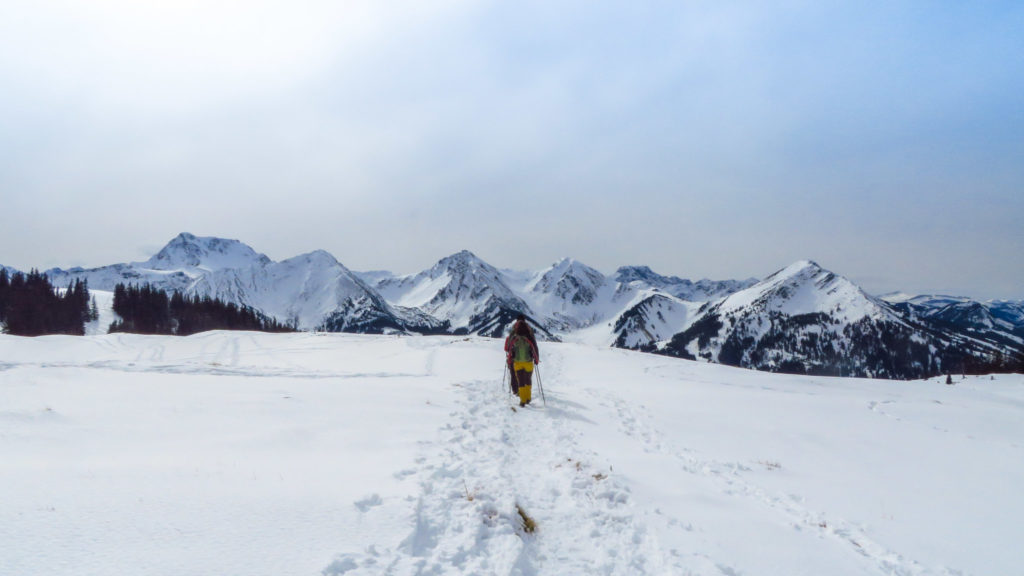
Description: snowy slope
83,289,116,335
2,331,1021,576
610,293,702,349
45,261,200,294
190,250,414,332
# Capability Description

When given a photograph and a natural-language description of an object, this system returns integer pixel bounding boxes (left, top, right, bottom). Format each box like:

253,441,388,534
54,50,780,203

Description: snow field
2,332,1022,575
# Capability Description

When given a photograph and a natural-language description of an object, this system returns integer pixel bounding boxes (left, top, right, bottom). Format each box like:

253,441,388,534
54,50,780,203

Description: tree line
1,269,295,337
108,283,295,335
0,269,93,336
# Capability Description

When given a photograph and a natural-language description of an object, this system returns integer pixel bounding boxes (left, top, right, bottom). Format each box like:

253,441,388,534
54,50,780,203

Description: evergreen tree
0,270,89,336
0,268,10,324
109,283,295,336
1012,350,1024,374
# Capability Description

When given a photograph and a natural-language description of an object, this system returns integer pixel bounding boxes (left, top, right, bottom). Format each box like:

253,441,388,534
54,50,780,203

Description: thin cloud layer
1,1,1022,299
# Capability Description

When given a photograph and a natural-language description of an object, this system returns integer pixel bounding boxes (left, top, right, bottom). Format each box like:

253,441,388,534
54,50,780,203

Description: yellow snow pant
513,361,533,404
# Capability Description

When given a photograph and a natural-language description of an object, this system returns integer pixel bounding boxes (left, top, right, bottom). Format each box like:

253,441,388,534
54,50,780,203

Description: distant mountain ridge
7,233,1023,379
614,266,757,302
656,261,1008,378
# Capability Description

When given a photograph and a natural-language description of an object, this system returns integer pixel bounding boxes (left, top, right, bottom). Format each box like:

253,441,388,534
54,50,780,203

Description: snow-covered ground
84,289,116,336
1,332,1021,575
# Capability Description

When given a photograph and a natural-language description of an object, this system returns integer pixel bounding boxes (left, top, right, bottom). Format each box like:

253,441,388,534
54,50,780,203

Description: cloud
1,1,1022,298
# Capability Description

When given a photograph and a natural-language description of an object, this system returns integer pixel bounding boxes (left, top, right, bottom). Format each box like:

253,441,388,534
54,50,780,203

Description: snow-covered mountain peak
430,250,495,277
368,250,532,335
426,251,518,300
549,257,600,276
540,257,603,282
659,261,944,376
283,249,343,269
719,260,889,323
144,233,271,271
762,260,823,283
418,250,519,303
551,256,583,268
531,258,606,304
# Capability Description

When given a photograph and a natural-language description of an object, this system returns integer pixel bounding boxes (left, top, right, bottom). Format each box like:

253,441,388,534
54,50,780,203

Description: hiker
505,314,539,407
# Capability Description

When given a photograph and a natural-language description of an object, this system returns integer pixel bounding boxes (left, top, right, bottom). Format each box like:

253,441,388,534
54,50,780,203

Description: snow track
598,392,951,576
328,369,678,575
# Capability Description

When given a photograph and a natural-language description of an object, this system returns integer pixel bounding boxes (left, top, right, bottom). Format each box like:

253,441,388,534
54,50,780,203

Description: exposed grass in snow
515,504,538,535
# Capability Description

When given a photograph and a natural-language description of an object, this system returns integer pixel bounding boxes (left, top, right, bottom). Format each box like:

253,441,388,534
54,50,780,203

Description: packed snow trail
326,343,680,575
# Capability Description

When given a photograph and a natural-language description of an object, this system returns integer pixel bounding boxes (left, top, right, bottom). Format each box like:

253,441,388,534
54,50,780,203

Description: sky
1,1,1022,300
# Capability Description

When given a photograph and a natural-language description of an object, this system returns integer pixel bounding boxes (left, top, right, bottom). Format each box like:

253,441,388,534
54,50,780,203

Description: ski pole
535,364,547,407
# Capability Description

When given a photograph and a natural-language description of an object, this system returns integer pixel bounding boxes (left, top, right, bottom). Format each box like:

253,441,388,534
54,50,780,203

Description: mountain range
7,232,1023,379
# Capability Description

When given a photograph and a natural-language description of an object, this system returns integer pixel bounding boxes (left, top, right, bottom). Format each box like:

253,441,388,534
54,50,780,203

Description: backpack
511,334,533,363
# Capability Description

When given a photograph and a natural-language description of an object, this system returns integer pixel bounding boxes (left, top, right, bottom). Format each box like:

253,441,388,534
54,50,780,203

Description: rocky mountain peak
436,249,483,268
614,265,673,285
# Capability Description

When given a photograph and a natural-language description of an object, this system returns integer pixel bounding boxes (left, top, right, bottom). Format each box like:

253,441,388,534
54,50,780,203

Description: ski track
2,360,424,381
597,391,970,576
326,376,682,574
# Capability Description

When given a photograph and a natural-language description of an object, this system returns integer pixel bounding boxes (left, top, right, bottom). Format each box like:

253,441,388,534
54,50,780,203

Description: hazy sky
2,1,1022,299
